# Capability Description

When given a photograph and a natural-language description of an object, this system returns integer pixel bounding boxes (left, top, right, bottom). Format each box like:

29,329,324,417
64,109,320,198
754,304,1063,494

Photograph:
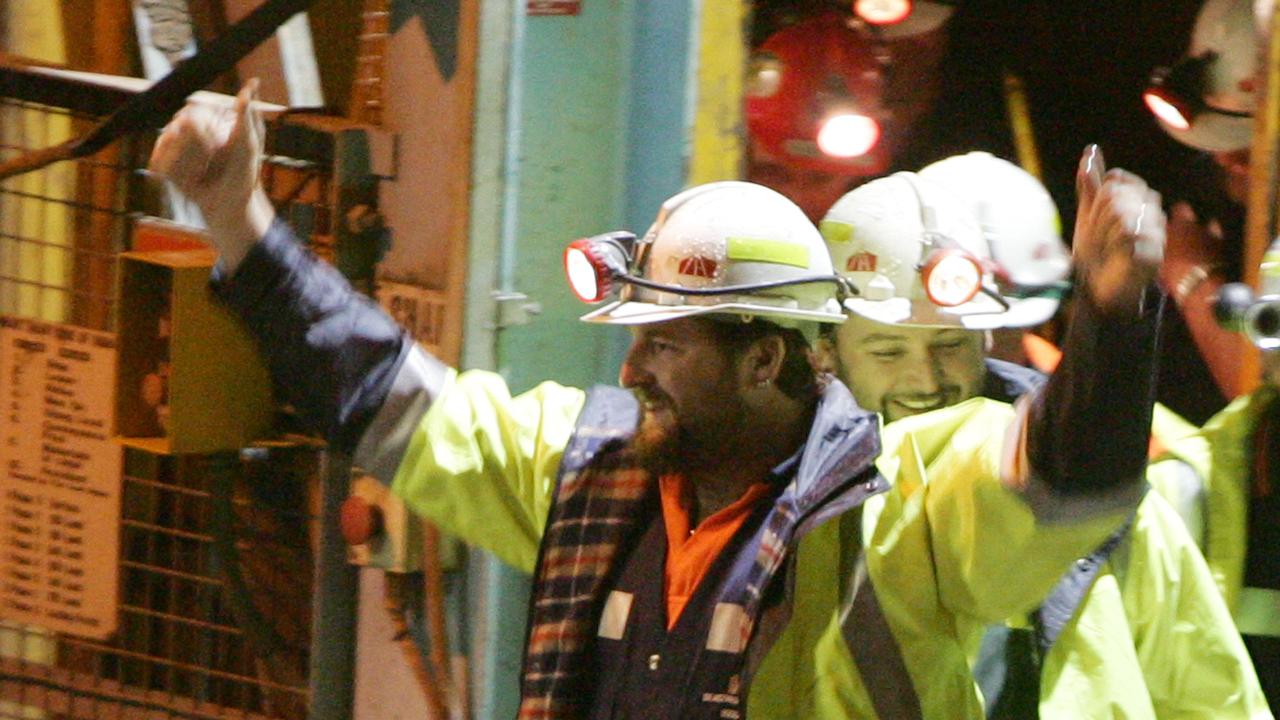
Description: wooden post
1239,0,1280,396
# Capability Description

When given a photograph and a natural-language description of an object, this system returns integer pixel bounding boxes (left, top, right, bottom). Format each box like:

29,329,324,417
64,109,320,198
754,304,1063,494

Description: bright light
922,250,982,307
816,113,880,158
1144,91,1191,130
854,0,912,25
565,246,604,303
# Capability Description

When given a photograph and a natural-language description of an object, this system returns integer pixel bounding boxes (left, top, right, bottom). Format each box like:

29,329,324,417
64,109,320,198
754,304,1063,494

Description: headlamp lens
1144,55,1215,132
1144,89,1192,130
564,243,608,303
921,248,983,307
854,0,912,25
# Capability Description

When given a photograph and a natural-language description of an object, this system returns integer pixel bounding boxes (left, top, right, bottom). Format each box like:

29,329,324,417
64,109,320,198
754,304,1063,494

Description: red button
339,496,385,545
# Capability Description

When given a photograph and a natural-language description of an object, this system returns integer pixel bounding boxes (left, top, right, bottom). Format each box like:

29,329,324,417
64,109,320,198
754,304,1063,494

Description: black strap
1033,512,1136,653
974,626,1041,720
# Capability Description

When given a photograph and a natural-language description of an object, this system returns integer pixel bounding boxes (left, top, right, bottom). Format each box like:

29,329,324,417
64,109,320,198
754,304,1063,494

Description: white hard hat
919,152,1069,326
821,171,1052,329
1146,0,1264,152
575,181,846,328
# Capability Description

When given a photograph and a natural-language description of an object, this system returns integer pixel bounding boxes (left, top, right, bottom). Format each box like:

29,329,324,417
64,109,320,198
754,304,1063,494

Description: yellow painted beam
1002,71,1041,181
688,0,747,185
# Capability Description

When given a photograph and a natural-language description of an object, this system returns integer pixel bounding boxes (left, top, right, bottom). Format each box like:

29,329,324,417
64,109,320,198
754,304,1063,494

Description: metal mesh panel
2,449,317,719
0,97,127,332
1,80,322,720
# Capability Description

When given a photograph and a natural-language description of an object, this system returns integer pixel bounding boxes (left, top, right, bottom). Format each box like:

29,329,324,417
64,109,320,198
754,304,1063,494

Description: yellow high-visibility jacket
966,400,1270,719
1150,387,1280,712
373,367,1149,718
1150,388,1276,627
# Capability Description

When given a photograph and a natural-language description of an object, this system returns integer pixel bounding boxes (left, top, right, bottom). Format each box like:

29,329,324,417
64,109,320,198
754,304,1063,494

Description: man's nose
900,352,942,394
619,343,650,388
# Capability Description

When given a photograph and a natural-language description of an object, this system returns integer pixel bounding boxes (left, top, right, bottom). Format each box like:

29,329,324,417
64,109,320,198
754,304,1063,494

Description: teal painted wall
465,0,697,717
492,0,698,393
495,1,636,394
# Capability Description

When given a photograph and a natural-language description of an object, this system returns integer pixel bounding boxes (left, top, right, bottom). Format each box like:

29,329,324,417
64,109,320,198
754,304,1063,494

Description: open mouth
890,395,948,415
633,389,669,415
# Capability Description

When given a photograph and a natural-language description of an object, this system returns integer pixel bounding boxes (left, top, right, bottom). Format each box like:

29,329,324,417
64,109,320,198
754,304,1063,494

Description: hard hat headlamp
920,247,983,307
1144,53,1250,133
917,241,1069,316
1144,55,1212,131
564,232,634,303
854,0,913,25
745,13,891,176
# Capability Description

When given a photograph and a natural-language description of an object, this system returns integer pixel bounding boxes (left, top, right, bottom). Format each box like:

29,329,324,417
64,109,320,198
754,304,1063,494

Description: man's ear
746,334,788,386
813,335,837,375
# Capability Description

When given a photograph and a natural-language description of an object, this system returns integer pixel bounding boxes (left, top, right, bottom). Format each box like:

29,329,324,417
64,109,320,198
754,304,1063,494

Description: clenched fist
1071,145,1165,317
149,79,274,274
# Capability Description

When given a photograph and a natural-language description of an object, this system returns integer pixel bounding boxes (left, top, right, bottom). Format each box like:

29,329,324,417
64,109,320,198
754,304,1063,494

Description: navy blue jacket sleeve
208,218,414,453
1026,286,1163,495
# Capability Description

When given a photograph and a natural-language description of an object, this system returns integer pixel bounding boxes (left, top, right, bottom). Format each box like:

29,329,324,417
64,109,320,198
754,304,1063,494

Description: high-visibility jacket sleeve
1153,389,1274,620
386,369,586,572
871,398,1137,624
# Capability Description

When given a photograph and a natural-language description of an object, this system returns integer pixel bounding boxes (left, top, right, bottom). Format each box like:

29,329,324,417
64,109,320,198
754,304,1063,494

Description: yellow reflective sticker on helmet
818,220,853,244
725,237,810,268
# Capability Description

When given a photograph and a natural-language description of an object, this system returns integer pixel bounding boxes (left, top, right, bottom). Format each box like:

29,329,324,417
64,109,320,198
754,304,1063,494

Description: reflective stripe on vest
1237,587,1280,637
842,553,924,720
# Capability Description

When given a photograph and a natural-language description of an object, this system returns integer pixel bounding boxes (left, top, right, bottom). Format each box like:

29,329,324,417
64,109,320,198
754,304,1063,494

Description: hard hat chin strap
619,271,857,299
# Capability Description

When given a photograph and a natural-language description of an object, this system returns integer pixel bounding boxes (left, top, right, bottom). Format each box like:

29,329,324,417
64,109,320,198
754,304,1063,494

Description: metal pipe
309,450,360,719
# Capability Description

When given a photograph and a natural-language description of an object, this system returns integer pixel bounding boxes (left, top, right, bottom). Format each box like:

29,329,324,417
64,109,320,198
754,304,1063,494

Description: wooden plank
374,0,479,367
1240,0,1280,395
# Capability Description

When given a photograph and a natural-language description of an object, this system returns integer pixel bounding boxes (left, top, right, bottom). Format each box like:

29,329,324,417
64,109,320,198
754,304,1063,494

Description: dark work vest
587,494,776,719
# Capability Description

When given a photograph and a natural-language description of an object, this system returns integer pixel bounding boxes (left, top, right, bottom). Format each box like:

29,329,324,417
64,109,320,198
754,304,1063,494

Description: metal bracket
492,291,542,329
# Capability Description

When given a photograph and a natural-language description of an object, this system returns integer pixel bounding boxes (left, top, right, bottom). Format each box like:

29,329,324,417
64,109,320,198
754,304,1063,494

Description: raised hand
149,79,275,273
1159,202,1226,294
1071,145,1166,318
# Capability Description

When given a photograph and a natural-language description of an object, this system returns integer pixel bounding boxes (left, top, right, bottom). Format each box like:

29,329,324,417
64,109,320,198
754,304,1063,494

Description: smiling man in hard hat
818,155,1269,718
153,80,1166,718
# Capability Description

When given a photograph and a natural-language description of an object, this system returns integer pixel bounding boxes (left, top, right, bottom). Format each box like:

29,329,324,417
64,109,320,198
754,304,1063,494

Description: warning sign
0,316,120,639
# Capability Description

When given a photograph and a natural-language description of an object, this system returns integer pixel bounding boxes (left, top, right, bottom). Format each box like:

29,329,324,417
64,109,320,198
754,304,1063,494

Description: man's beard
630,385,683,474
632,405,680,474
630,388,747,475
